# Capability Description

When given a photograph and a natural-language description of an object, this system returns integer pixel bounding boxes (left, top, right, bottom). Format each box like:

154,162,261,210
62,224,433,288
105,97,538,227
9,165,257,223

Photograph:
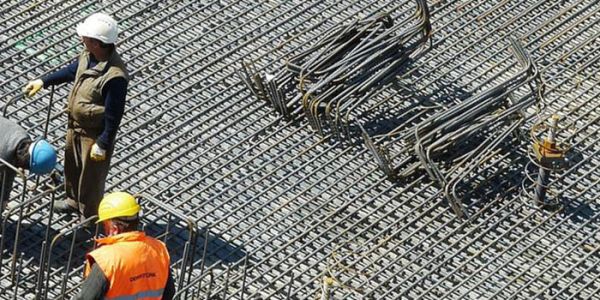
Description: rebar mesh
0,0,599,299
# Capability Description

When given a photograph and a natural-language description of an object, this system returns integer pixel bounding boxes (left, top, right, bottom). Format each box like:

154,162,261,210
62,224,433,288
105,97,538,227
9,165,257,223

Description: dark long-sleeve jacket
0,116,31,204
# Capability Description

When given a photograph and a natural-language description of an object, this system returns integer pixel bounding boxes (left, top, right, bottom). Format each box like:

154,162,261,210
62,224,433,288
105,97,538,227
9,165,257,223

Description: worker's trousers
0,167,15,214
64,128,113,220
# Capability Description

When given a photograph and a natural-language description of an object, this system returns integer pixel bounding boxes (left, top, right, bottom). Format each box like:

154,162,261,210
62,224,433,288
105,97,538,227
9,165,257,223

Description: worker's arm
72,263,108,300
162,269,176,300
41,60,78,87
95,77,127,150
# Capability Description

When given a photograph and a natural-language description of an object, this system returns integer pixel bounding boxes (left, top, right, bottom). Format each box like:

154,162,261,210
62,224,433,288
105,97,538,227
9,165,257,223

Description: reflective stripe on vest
104,288,164,300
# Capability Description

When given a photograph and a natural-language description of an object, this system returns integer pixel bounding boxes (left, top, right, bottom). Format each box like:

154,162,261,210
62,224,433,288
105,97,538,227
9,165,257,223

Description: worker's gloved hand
90,143,107,161
23,79,44,98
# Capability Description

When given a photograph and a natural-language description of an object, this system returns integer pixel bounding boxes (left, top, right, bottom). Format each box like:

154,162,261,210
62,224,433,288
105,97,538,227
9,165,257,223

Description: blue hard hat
29,139,57,175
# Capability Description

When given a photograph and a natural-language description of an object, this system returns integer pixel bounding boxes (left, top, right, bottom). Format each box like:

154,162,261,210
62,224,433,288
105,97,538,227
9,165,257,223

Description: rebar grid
0,0,599,299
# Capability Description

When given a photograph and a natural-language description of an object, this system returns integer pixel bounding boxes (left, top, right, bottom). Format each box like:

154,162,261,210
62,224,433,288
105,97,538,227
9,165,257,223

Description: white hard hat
76,13,118,44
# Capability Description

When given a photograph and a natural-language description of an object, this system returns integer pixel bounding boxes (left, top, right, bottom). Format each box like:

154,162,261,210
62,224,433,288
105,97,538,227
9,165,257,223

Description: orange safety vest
84,231,170,299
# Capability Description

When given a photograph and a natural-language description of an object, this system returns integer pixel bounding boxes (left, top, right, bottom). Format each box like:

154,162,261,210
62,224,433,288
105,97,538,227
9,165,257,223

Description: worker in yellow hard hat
73,192,176,300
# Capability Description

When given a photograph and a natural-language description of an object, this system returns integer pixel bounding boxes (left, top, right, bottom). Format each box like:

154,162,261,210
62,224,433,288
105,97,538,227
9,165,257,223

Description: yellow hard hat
97,192,141,223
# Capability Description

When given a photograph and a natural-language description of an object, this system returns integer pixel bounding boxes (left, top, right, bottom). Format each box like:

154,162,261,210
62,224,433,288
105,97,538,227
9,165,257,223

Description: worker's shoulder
143,236,170,258
144,235,168,248
0,115,17,126
109,51,128,74
0,116,28,137
106,64,129,81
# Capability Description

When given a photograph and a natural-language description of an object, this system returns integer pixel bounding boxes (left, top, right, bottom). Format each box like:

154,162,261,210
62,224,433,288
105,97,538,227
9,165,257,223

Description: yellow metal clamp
531,115,566,168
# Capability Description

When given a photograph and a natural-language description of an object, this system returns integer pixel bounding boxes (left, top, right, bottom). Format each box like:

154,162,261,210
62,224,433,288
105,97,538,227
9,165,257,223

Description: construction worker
0,116,57,212
23,13,128,221
74,192,175,299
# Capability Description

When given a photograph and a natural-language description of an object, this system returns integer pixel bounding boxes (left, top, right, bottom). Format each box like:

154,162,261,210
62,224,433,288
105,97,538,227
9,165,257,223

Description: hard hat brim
96,205,141,223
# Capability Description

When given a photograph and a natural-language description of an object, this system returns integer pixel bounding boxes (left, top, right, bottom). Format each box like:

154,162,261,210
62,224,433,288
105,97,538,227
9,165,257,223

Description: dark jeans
0,168,13,213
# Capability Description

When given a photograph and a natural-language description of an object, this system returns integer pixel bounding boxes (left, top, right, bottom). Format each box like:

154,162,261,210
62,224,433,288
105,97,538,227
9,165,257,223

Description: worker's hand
23,79,44,98
90,143,107,161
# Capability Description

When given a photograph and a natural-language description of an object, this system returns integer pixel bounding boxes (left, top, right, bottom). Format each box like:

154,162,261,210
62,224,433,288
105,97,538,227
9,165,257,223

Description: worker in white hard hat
23,13,129,221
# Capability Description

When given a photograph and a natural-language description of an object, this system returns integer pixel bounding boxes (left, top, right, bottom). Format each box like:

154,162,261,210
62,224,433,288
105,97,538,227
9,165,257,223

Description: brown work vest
67,49,128,137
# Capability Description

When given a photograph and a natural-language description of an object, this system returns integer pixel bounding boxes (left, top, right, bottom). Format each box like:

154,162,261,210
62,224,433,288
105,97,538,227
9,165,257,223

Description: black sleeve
72,264,108,300
162,269,176,300
96,77,127,149
42,60,78,87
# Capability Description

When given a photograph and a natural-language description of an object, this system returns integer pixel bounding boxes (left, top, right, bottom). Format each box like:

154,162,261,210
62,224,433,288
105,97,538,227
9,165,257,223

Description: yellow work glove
90,143,107,161
23,79,44,97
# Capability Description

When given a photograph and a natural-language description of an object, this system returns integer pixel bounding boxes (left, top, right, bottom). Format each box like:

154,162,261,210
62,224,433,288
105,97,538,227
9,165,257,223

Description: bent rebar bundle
240,0,431,140
417,38,542,216
362,37,543,217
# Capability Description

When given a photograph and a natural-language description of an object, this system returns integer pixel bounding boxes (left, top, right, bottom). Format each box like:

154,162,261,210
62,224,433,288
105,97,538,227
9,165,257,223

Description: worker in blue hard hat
22,12,129,221
0,116,57,211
